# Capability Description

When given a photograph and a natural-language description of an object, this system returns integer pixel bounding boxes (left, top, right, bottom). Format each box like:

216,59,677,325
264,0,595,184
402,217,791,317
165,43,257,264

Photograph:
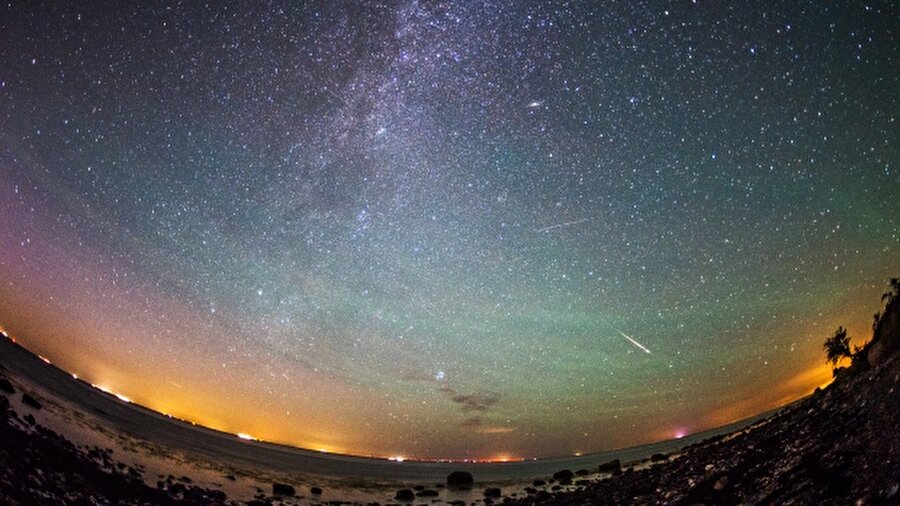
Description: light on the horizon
237,433,255,441
92,384,131,403
388,456,406,462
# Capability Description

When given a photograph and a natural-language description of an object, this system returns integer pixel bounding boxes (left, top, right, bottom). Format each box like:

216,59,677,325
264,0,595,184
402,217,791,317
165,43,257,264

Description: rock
553,469,575,481
0,378,14,394
576,469,590,476
413,484,425,491
598,459,621,473
484,487,502,497
310,486,322,495
447,470,474,489
272,482,295,496
394,488,415,501
417,489,438,497
713,476,729,491
21,393,41,410
225,475,236,481
650,453,667,462
532,479,546,486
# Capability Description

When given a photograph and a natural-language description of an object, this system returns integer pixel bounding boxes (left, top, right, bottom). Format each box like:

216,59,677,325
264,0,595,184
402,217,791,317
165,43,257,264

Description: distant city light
91,384,130,403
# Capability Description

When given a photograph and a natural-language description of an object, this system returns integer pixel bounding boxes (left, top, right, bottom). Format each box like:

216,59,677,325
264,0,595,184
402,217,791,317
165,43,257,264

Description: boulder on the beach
598,459,621,473
272,482,295,496
395,488,415,501
714,476,729,491
447,470,474,489
310,486,322,495
553,469,574,481
417,489,439,497
484,487,502,498
0,378,14,394
532,479,546,486
650,453,668,462
21,393,41,410
576,469,590,476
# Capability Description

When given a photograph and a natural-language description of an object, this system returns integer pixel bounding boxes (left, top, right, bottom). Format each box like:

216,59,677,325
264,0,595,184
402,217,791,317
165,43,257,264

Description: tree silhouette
823,326,852,367
882,277,900,304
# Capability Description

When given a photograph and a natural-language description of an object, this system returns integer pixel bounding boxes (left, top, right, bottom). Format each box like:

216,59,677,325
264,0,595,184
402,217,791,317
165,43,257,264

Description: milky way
0,1,898,459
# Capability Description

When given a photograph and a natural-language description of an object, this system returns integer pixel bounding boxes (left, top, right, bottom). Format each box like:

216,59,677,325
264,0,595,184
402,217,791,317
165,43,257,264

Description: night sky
1,1,898,460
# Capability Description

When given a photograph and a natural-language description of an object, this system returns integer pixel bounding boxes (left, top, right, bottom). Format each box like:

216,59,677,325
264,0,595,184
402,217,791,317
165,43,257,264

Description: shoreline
0,335,777,480
3,317,897,504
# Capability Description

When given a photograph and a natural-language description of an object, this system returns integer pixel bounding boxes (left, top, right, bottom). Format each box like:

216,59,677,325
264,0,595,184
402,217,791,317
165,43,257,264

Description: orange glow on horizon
705,361,834,429
0,311,869,461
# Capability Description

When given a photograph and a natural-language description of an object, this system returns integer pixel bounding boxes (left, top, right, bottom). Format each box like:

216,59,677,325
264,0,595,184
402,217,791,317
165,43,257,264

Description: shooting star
535,218,588,233
619,331,652,354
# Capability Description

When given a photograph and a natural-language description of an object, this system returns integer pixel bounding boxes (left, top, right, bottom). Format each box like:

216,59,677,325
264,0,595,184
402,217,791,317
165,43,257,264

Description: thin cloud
451,392,500,412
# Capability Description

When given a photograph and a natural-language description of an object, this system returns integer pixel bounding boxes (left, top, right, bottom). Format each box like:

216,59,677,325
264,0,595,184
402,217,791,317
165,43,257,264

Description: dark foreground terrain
1,281,899,505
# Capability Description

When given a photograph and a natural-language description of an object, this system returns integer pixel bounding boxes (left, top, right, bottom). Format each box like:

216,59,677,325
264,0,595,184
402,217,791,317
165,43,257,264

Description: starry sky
0,1,898,460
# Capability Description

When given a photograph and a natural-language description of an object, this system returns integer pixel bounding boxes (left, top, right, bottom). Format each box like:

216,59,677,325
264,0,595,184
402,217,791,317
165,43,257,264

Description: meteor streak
535,218,588,233
619,331,652,354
